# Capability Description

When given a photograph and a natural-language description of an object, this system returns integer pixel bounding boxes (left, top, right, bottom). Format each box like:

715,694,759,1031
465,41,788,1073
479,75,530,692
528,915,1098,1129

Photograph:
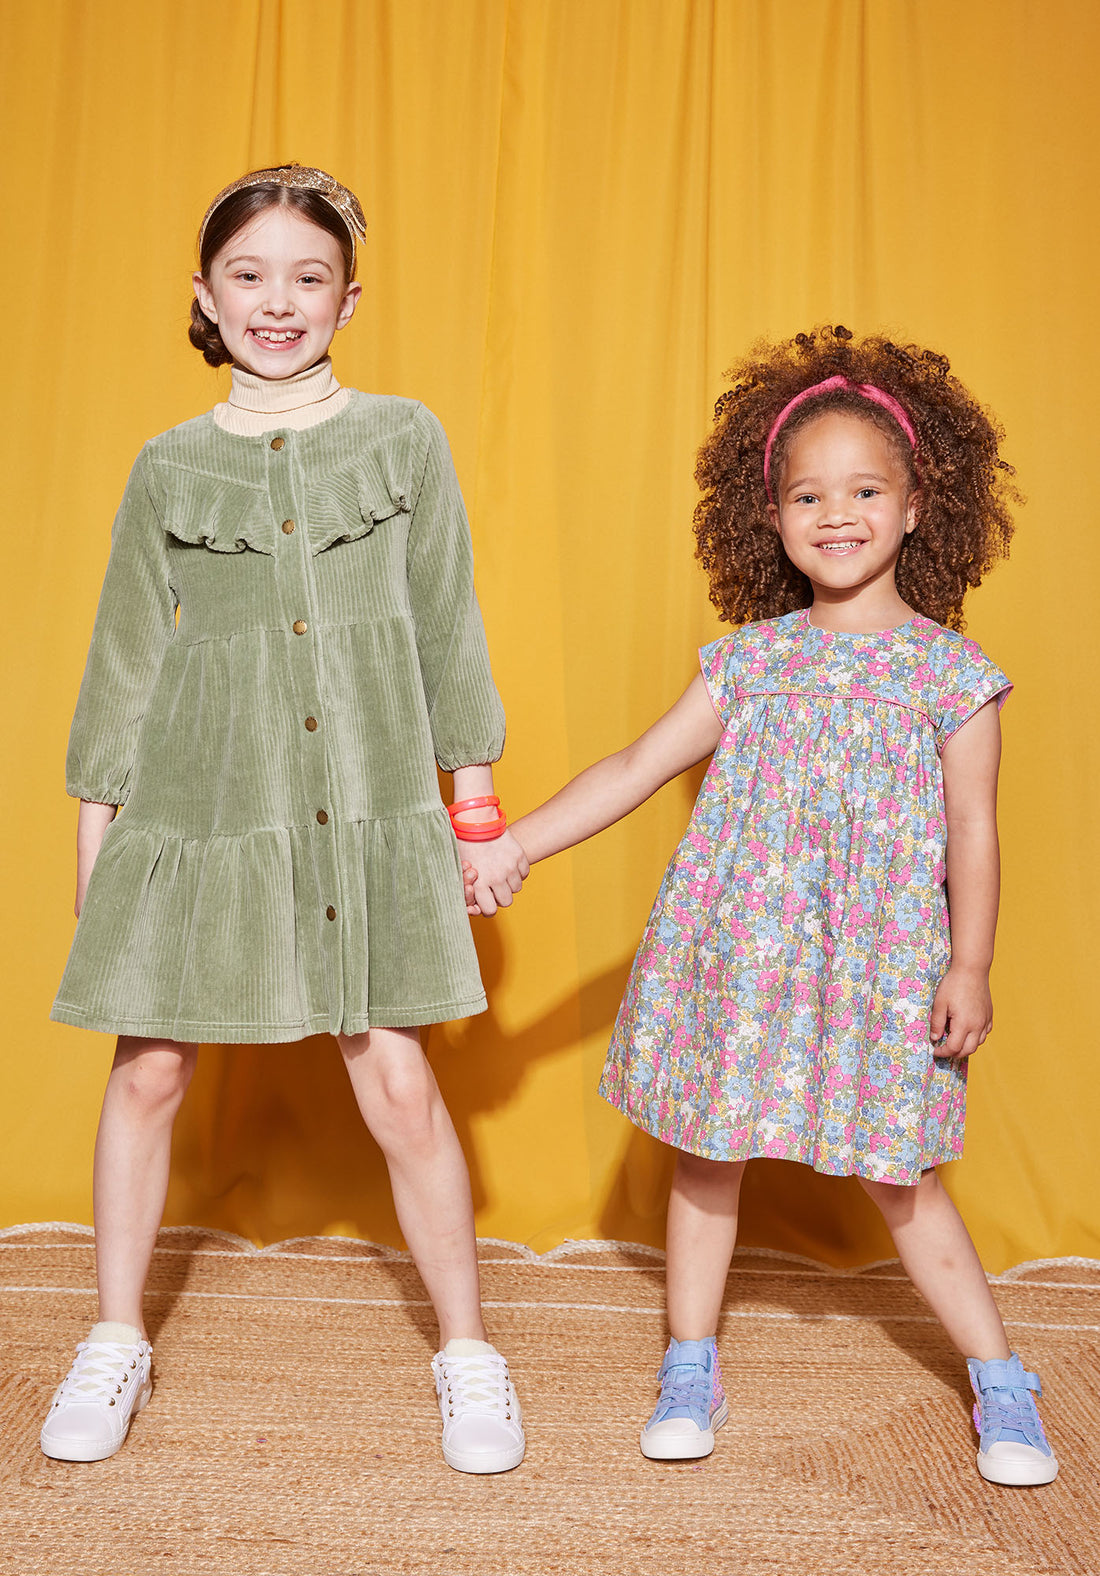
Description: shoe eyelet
108,1399,116,1407
130,1360,137,1369
122,1374,129,1383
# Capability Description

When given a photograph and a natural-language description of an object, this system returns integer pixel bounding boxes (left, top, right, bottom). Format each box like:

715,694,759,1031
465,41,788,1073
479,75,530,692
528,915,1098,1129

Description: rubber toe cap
441,1415,526,1474
978,1440,1059,1486
41,1405,126,1461
640,1417,715,1460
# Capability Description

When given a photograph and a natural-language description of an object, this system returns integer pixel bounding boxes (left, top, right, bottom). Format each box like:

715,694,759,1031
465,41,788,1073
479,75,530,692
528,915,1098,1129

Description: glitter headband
199,164,367,267
763,375,918,501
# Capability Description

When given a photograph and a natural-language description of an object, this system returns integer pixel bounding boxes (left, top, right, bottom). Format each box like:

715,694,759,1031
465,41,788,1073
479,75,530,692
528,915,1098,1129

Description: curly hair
694,325,1019,631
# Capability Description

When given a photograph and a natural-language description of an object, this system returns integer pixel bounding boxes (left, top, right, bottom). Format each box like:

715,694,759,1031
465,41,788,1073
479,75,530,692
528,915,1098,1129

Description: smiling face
192,204,361,379
767,410,920,624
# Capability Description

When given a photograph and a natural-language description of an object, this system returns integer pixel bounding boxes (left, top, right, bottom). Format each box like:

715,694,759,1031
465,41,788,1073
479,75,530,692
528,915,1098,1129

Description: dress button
282,519,296,534
316,810,329,825
270,436,285,451
326,905,337,921
292,620,308,635
304,716,318,732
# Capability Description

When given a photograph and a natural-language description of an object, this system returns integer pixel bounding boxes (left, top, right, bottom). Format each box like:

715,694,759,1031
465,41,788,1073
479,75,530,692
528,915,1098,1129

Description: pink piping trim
732,686,936,724
731,683,1012,752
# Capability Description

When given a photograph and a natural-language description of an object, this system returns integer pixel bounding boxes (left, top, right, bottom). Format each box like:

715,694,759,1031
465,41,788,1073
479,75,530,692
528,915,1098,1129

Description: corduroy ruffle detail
160,467,274,555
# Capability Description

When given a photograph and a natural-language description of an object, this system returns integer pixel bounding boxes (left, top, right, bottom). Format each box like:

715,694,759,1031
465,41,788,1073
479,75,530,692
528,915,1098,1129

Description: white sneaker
40,1328,153,1462
431,1340,525,1473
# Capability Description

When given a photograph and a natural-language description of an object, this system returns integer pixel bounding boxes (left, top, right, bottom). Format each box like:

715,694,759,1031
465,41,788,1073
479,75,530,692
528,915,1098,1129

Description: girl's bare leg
338,1027,485,1346
860,1168,1011,1360
93,1036,198,1334
665,1152,748,1338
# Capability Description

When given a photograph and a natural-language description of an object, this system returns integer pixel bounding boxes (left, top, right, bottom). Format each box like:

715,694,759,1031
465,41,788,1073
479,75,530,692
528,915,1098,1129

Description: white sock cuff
87,1321,146,1347
442,1337,497,1357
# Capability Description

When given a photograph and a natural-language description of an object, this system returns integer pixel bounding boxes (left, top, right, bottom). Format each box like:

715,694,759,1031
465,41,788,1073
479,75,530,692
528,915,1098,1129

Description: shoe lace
659,1365,710,1410
975,1385,1046,1448
59,1341,143,1401
437,1353,514,1418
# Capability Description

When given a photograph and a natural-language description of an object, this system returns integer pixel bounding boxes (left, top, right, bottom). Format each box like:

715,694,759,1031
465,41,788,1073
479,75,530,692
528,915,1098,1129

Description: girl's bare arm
512,674,724,865
75,800,117,917
931,700,1002,1058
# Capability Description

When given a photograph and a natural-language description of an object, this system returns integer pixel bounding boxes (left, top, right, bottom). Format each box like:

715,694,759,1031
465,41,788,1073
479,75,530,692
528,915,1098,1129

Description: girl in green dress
42,165,527,1475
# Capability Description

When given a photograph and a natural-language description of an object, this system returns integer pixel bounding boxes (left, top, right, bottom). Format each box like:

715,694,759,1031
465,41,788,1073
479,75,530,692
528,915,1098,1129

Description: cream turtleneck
211,357,351,436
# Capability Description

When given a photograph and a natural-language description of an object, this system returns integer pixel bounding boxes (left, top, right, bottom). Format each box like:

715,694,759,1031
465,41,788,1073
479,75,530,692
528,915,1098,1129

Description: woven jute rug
0,1226,1096,1576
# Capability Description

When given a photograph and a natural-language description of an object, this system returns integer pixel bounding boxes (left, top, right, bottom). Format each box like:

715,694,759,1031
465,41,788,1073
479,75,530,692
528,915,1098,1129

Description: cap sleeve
932,632,1012,751
699,633,742,728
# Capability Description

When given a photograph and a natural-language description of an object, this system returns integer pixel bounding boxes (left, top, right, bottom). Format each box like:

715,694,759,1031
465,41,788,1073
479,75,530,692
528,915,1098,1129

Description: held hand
929,965,993,1060
460,830,529,917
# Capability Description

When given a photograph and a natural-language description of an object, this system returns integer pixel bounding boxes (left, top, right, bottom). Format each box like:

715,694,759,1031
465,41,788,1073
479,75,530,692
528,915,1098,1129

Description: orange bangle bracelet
448,796,500,817
451,814,508,842
447,795,508,842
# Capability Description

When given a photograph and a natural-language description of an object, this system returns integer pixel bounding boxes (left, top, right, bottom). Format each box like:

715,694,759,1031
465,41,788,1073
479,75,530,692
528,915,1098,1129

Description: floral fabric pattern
600,610,1011,1184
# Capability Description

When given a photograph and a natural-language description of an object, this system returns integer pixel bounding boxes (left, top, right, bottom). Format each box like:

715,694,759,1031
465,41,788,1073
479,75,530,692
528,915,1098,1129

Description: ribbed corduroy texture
52,395,505,1040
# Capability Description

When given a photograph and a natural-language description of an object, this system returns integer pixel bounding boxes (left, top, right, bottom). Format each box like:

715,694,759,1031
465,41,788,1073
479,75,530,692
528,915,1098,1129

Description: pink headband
763,374,918,500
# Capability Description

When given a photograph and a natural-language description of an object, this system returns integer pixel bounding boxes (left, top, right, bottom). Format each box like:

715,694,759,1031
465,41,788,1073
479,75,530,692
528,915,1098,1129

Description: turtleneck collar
228,356,340,412
212,356,351,435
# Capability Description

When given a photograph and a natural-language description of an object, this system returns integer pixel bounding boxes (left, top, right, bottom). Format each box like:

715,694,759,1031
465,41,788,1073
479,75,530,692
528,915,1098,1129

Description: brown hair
694,325,1019,631
189,173,358,368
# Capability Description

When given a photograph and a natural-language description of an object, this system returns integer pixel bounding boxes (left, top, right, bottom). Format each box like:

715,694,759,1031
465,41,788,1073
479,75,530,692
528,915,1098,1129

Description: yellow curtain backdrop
3,0,1097,1270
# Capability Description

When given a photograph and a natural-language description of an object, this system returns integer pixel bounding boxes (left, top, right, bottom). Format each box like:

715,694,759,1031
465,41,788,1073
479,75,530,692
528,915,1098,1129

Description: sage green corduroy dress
51,394,504,1042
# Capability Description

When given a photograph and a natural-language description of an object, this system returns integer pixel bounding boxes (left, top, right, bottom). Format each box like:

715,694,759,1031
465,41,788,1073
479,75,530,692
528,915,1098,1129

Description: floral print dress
600,610,1011,1184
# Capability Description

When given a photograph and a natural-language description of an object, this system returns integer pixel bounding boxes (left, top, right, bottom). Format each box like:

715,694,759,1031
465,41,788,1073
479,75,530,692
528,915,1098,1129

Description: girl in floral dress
472,326,1058,1486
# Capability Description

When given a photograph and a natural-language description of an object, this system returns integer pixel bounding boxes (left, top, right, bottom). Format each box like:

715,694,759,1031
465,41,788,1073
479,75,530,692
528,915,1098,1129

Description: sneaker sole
40,1380,153,1463
976,1447,1059,1487
640,1398,729,1461
441,1438,526,1474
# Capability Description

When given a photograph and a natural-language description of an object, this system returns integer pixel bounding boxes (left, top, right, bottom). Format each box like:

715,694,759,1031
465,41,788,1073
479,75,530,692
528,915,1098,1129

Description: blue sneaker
967,1353,1058,1485
639,1336,728,1460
